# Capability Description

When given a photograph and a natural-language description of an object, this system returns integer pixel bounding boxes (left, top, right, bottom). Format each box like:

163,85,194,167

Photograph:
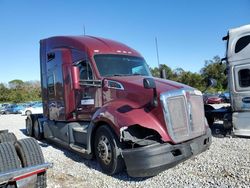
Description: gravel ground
0,114,250,188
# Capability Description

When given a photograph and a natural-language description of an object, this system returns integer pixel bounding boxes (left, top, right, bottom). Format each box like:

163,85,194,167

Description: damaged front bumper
122,128,212,177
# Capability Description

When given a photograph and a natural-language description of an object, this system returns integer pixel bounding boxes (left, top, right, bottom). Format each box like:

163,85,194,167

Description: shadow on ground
19,128,149,182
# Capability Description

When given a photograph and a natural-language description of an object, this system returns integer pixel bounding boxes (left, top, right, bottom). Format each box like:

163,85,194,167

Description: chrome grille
167,96,189,137
160,89,205,143
189,95,206,137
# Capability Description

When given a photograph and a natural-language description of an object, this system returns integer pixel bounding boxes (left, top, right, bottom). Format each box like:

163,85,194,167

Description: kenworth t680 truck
26,35,211,177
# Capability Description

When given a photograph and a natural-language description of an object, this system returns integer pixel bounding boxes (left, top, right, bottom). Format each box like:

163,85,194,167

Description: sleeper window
238,69,250,87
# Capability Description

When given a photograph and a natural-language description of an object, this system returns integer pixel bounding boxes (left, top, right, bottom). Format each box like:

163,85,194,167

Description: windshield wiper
105,74,126,77
132,73,144,76
105,73,146,77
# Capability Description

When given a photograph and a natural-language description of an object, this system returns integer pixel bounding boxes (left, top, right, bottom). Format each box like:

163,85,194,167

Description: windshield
94,54,152,77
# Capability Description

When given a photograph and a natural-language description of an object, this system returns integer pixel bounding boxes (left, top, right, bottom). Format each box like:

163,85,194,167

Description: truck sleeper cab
205,24,250,137
225,24,250,136
26,36,211,177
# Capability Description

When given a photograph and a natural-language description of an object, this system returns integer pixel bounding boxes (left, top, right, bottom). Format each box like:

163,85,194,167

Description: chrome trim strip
0,163,52,184
107,80,124,90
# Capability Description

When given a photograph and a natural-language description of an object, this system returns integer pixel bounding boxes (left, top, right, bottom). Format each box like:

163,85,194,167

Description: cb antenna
83,25,86,35
155,37,166,79
155,37,160,68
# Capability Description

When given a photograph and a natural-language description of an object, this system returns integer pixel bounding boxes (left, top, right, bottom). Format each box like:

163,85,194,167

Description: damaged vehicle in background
205,24,250,137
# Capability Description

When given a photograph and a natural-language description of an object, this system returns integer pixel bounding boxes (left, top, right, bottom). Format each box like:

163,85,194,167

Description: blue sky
0,0,249,83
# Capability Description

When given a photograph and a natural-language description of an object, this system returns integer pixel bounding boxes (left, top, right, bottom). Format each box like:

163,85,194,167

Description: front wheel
94,125,124,175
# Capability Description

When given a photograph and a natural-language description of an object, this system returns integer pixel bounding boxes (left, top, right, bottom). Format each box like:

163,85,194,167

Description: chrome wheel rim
97,136,112,165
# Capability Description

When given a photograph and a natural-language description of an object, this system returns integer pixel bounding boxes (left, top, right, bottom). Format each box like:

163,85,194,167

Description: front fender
91,99,171,141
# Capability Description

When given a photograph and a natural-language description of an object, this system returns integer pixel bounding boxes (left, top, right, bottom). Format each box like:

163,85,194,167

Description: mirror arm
152,88,158,107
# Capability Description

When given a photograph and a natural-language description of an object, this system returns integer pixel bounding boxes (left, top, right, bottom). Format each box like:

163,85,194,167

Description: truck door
71,49,102,121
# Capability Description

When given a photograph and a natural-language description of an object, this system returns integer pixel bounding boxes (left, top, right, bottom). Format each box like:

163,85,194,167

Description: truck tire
0,142,22,188
33,120,43,140
0,132,17,143
223,113,232,130
0,130,8,134
25,110,32,116
94,125,124,175
204,105,215,126
15,138,46,188
26,116,33,137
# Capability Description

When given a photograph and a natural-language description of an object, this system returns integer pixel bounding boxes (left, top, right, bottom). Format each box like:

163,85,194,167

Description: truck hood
103,75,195,109
101,76,198,143
106,76,193,94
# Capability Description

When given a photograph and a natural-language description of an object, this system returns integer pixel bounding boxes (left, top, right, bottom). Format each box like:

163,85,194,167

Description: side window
48,74,55,96
235,35,250,53
238,69,250,87
79,61,93,80
71,49,93,80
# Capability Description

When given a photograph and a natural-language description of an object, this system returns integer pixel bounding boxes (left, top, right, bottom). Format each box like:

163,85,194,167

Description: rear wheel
33,120,43,140
15,138,46,188
0,142,22,188
0,132,17,143
25,110,32,116
94,125,124,175
26,116,33,136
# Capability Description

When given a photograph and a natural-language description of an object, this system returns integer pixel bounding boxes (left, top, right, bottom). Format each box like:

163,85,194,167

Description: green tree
150,64,174,80
200,56,227,91
0,83,10,102
0,80,41,103
149,56,225,92
8,79,24,89
176,71,205,90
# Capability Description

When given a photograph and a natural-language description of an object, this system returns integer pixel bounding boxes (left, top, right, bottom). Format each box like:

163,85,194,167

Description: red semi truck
26,36,211,177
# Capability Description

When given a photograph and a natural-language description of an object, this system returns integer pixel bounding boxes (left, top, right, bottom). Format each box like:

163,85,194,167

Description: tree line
150,56,227,92
0,80,41,103
0,56,227,103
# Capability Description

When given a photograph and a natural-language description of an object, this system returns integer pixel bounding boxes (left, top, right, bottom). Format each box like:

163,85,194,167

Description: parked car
1,104,27,114
21,103,43,115
1,104,17,114
203,93,224,104
13,104,26,114
0,103,10,114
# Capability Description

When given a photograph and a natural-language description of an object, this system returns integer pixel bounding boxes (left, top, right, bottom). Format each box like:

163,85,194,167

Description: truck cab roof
227,24,250,62
41,35,142,58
